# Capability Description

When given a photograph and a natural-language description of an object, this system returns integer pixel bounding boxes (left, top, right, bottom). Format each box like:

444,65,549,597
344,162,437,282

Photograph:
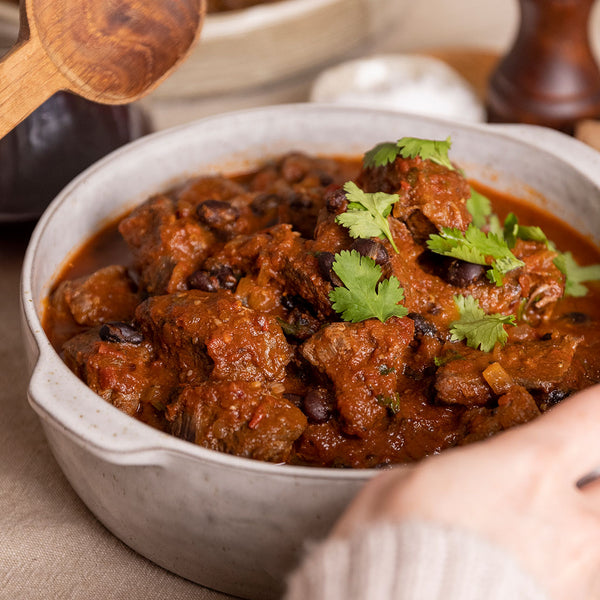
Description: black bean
251,193,281,216
213,265,237,290
289,192,313,210
445,259,486,287
302,388,333,424
99,322,143,344
546,388,571,406
281,156,308,183
319,173,334,186
281,295,308,311
188,270,219,292
196,199,239,228
325,187,347,214
350,238,390,265
561,311,590,324
316,251,343,286
407,312,438,337
316,251,335,278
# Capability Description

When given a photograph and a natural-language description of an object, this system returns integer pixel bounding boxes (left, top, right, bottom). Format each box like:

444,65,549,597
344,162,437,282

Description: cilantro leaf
503,212,550,249
397,136,454,170
450,295,516,352
329,250,408,323
466,188,493,229
502,212,519,248
363,142,401,169
363,136,454,170
377,393,401,414
427,226,488,265
427,225,525,285
336,181,399,253
553,251,600,297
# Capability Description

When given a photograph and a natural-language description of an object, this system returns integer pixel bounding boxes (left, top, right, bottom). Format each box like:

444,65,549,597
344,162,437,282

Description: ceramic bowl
21,105,600,599
152,0,407,99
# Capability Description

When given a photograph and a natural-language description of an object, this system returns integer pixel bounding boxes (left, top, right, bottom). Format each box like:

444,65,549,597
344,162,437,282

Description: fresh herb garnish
450,295,516,352
466,188,493,229
427,225,525,286
397,136,454,170
363,142,401,169
553,251,600,297
433,350,464,367
329,250,408,323
363,136,454,170
377,393,401,414
503,212,550,249
336,181,399,252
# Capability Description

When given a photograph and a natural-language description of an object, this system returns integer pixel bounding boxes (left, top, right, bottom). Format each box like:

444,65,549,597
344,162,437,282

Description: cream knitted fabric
284,520,548,600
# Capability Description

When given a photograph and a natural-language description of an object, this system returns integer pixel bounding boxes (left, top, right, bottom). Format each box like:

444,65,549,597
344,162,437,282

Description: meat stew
44,139,600,468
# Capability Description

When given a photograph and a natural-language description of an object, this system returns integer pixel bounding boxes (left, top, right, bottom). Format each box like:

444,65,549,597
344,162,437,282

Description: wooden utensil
0,0,205,138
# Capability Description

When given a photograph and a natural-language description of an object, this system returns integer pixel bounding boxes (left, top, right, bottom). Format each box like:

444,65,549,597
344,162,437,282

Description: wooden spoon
0,0,205,137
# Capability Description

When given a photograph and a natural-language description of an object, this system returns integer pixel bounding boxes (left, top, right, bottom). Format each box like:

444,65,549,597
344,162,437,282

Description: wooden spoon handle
0,35,68,138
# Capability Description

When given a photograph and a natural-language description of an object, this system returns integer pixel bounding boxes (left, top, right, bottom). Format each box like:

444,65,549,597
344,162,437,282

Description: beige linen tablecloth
0,223,236,600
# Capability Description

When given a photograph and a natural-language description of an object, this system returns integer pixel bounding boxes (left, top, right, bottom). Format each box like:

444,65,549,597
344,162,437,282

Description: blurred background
1,0,600,222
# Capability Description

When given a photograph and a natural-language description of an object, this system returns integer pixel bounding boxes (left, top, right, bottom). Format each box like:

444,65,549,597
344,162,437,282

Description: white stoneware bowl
21,105,600,599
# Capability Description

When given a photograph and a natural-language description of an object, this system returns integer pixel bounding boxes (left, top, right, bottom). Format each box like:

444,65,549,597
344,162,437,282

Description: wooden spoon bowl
0,0,205,137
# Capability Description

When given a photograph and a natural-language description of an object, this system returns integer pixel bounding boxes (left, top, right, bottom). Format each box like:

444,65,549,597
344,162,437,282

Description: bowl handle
26,356,179,467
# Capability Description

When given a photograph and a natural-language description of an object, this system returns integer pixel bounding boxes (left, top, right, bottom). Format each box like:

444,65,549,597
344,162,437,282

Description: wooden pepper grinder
486,0,600,133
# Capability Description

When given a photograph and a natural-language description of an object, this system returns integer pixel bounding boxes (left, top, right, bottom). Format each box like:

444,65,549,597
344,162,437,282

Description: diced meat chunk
119,194,216,295
294,389,461,467
435,345,494,407
495,334,580,391
358,155,472,232
301,317,415,436
460,386,540,444
135,290,293,384
62,328,175,417
166,381,307,463
435,334,580,408
50,265,140,327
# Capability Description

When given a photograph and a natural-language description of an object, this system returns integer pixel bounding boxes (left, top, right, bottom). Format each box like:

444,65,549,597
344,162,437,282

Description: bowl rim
21,103,600,478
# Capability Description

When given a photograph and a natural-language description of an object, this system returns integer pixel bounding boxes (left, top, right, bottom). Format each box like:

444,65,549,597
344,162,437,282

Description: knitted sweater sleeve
283,520,548,600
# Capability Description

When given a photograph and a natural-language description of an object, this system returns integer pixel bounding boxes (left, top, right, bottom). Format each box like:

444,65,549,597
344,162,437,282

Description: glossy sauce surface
44,154,600,467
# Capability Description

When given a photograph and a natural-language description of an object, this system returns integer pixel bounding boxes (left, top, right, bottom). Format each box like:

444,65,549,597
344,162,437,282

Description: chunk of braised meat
460,386,540,445
390,228,564,333
357,154,472,233
166,381,307,463
496,334,580,391
279,240,336,318
543,306,600,401
435,346,496,407
119,194,217,295
435,333,581,408
49,265,140,328
62,327,176,419
135,290,293,384
203,223,337,319
246,152,351,238
119,175,275,296
301,317,415,437
515,239,565,322
293,389,461,467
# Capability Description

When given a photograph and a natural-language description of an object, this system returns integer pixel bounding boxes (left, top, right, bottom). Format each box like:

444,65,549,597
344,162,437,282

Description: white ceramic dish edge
20,104,600,599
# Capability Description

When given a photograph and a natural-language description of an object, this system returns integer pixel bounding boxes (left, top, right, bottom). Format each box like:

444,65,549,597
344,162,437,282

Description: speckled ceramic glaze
21,105,600,599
